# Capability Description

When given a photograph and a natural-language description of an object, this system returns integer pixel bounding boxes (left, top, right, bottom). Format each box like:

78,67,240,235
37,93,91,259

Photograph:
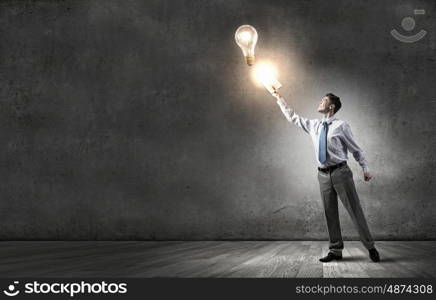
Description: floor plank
0,241,434,278
296,242,324,277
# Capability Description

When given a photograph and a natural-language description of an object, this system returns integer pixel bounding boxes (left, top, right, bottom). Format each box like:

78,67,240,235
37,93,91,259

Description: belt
318,161,347,173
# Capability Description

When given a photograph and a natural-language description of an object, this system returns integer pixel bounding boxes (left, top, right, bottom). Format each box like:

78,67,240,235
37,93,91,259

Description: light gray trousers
317,163,375,254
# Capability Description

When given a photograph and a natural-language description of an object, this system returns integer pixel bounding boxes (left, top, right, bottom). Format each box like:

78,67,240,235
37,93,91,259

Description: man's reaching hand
272,88,282,100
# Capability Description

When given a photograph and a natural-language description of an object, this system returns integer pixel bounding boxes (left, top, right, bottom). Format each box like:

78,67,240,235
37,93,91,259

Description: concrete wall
0,0,435,240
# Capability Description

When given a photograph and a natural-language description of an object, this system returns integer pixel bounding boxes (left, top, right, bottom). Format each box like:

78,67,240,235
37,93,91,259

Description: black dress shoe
319,252,343,262
369,248,380,262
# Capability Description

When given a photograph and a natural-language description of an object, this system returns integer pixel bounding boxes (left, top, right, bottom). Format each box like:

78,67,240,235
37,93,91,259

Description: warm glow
251,62,281,94
253,62,277,85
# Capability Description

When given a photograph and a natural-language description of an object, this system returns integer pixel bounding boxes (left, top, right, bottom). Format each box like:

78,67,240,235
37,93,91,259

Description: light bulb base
245,56,255,66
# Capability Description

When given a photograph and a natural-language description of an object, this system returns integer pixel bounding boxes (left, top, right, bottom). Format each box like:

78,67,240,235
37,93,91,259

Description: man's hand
272,88,282,100
364,172,373,182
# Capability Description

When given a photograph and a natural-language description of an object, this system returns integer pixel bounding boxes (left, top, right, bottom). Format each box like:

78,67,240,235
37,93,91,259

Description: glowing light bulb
252,62,282,94
235,25,258,66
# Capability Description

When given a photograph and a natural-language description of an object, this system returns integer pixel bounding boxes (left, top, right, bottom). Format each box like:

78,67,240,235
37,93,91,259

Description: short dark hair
326,93,341,114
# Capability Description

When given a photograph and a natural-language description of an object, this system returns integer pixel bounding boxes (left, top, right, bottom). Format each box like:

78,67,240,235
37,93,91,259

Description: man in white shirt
273,91,380,263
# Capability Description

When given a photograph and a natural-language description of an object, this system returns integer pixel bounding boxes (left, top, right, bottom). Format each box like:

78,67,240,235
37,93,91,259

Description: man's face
317,96,331,113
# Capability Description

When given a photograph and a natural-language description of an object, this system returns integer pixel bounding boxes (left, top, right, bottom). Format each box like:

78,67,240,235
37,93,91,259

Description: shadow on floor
341,256,366,262
341,256,401,263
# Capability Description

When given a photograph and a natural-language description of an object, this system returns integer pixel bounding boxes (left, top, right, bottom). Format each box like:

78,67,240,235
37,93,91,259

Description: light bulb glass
235,25,258,66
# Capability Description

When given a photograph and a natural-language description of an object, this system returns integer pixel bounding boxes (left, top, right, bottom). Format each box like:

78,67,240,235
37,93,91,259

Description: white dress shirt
276,97,369,173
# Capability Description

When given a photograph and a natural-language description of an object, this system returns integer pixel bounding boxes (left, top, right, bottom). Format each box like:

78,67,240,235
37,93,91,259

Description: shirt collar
322,114,337,124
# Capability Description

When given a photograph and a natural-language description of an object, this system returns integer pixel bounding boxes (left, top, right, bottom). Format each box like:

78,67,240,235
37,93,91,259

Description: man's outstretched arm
273,91,318,134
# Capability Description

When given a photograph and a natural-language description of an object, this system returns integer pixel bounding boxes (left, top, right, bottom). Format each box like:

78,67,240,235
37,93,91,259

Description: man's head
317,93,341,115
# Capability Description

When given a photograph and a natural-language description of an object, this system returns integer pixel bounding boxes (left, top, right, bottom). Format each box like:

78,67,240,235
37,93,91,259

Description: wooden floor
0,241,435,278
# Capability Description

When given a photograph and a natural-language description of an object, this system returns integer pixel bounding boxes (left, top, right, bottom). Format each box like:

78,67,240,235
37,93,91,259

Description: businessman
272,91,380,262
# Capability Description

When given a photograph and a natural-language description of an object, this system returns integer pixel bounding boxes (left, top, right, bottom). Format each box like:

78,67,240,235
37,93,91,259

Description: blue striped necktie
318,121,328,164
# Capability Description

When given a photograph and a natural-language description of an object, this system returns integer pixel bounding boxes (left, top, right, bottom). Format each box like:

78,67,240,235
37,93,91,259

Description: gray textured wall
0,0,435,240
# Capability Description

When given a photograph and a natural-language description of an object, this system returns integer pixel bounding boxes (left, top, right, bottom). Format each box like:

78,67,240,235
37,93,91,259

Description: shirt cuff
363,166,369,173
276,97,287,107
